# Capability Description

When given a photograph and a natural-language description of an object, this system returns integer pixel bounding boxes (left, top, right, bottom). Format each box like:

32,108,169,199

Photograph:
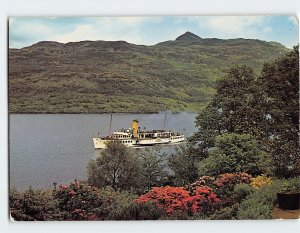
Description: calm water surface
9,113,197,189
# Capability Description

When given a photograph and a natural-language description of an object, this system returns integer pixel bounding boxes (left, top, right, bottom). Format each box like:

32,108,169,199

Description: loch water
9,113,197,189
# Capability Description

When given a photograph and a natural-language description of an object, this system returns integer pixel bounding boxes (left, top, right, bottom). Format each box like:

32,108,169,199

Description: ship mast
163,110,167,129
109,114,112,136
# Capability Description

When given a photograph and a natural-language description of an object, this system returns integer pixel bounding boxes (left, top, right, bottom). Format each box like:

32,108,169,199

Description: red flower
136,185,220,216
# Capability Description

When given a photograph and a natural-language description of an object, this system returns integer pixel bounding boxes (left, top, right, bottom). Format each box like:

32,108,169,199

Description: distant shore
9,110,198,114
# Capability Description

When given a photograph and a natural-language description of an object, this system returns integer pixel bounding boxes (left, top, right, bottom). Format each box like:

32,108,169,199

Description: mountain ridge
9,32,290,113
11,31,287,49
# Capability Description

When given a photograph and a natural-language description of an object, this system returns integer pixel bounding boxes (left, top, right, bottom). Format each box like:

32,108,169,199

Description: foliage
53,180,109,220
133,201,163,220
136,185,220,217
233,184,254,202
213,173,252,198
87,142,142,191
38,180,164,220
190,66,265,156
277,177,300,193
138,147,168,191
10,187,61,221
250,175,272,190
95,187,138,220
136,186,190,215
183,186,221,215
198,133,272,177
191,48,299,177
187,173,252,207
237,176,300,219
168,145,200,186
258,46,299,177
206,203,239,220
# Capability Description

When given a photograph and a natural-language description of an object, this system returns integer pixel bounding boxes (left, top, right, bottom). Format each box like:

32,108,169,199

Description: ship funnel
132,119,139,138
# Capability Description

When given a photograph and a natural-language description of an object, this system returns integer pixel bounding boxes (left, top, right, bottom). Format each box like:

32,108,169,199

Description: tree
189,66,267,158
10,187,61,221
168,145,200,186
190,48,299,177
198,133,272,177
258,46,299,177
87,142,141,191
138,147,168,191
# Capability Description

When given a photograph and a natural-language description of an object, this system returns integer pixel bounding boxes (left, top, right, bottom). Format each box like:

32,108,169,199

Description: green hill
9,32,290,113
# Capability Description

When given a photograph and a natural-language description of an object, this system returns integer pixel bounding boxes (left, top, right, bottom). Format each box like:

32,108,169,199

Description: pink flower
68,190,76,196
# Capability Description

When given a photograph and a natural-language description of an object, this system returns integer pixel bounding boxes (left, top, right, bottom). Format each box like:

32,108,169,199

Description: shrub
135,185,220,217
207,203,239,220
183,186,220,215
54,181,106,220
234,183,254,202
10,187,61,221
186,176,215,193
187,173,252,208
250,175,272,190
87,142,142,191
237,177,300,219
198,133,273,177
54,180,138,220
134,201,163,220
97,187,138,220
238,199,272,219
188,173,252,199
136,186,190,215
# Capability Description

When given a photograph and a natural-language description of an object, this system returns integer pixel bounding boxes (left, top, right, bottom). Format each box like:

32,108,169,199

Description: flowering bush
186,176,216,194
54,180,105,220
136,186,220,216
186,173,252,207
188,173,252,197
136,186,190,215
250,175,272,190
183,186,220,214
213,173,252,197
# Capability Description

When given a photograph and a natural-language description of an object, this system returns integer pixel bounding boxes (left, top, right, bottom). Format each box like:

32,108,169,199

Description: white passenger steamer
93,119,185,149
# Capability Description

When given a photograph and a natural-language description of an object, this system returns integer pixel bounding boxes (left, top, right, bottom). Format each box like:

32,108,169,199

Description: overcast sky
9,15,299,49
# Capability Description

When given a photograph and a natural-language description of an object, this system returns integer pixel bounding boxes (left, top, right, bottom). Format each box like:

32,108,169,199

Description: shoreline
8,111,198,115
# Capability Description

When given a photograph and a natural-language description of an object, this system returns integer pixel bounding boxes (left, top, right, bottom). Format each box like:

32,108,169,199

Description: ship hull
93,138,136,149
136,138,170,145
93,135,184,149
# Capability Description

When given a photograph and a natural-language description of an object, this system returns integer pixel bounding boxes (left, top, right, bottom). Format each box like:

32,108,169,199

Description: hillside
9,32,290,113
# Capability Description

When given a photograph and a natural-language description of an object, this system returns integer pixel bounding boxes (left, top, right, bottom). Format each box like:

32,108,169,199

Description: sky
9,15,299,49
